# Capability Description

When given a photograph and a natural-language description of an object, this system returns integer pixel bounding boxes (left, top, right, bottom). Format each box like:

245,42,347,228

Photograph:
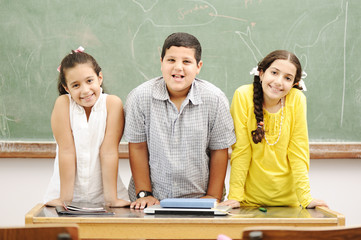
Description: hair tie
57,46,85,72
250,67,259,76
74,46,85,53
257,121,264,128
299,71,307,91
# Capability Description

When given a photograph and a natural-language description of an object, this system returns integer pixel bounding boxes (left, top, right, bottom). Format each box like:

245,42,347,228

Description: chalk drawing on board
340,0,348,127
208,13,248,23
235,27,263,64
281,0,348,127
244,0,262,8
0,88,11,138
130,0,219,78
132,0,158,12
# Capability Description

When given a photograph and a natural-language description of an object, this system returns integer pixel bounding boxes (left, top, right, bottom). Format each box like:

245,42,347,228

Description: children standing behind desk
124,32,236,209
221,50,328,209
43,47,130,207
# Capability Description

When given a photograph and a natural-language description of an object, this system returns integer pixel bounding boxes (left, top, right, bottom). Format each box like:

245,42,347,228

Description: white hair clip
299,71,307,91
57,46,85,72
250,67,259,76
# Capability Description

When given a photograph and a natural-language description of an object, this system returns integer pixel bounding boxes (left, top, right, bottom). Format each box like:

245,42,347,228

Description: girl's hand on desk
130,196,160,210
306,198,329,209
218,199,240,209
109,199,131,208
45,198,64,207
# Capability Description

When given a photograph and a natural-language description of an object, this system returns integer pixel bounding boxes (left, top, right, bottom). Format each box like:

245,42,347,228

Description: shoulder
51,95,71,126
194,78,228,103
232,84,253,102
53,94,70,110
127,77,162,98
235,84,253,95
287,88,306,105
106,94,123,107
195,78,224,94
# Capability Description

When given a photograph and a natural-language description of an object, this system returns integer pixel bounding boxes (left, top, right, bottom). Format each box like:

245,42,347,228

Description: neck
263,97,283,113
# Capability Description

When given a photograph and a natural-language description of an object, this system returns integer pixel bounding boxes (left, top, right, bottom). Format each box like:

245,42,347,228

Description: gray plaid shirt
124,77,236,201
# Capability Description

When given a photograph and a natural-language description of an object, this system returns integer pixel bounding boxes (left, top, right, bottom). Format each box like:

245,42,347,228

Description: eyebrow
68,76,94,85
165,55,194,60
270,67,295,77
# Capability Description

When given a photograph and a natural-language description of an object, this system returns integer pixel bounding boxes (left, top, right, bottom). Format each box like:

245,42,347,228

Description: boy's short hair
161,32,202,64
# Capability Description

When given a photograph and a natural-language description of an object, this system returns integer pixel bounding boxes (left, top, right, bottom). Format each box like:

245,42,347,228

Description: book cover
160,198,217,209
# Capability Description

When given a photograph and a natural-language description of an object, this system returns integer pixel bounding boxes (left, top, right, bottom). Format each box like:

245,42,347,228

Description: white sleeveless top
43,93,128,203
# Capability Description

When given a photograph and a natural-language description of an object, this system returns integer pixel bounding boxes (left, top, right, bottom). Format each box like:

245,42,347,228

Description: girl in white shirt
44,47,129,207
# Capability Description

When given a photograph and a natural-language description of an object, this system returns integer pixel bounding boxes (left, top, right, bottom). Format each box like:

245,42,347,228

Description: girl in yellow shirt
222,50,328,209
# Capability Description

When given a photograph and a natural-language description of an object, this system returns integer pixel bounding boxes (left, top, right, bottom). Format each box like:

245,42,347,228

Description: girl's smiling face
64,63,103,111
260,59,297,105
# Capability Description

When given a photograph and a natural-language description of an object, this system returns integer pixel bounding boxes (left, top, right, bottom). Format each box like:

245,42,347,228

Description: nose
274,75,282,85
174,61,182,71
81,84,91,94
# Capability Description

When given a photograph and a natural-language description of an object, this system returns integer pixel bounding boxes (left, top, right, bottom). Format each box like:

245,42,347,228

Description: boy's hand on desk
201,194,220,201
218,199,240,209
130,196,160,210
109,199,131,208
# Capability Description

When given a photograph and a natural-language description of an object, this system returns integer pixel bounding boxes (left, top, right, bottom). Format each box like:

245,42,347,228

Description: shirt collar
152,77,202,105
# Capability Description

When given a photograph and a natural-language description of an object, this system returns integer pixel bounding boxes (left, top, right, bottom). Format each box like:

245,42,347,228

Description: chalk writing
177,4,210,20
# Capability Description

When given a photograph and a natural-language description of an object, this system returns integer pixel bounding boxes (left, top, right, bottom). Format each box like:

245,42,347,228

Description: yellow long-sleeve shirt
228,84,313,208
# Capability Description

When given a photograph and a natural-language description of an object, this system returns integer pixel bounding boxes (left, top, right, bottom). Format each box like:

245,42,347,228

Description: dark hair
251,50,303,144
161,32,202,64
57,50,102,95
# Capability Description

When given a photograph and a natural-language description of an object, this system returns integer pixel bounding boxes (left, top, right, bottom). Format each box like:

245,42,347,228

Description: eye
183,60,191,64
167,59,175,62
87,78,94,83
271,71,277,75
285,76,293,82
71,84,79,88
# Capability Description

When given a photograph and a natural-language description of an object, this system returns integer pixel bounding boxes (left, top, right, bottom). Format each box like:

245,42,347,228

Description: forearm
100,150,120,203
58,152,76,202
129,142,152,193
206,149,228,201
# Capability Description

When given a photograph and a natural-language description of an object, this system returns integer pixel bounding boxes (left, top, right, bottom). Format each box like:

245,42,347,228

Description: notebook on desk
144,204,231,216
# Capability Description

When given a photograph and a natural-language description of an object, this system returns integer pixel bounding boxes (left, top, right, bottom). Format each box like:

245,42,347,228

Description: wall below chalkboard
0,141,360,159
1,0,360,142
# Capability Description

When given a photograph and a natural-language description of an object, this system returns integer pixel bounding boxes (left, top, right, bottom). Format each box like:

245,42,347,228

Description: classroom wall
0,158,360,227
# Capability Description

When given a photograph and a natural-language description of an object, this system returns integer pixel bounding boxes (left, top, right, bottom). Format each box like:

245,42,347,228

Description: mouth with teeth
269,85,283,93
172,74,184,81
81,93,95,102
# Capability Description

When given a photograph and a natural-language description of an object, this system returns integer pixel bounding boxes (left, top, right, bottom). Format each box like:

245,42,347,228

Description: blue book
160,198,217,209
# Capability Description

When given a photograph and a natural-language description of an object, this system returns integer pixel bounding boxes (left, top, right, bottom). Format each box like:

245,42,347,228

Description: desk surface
25,204,344,239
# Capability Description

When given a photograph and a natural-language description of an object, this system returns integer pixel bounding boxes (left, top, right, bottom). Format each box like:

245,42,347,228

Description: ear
63,84,70,93
98,72,103,86
258,69,264,82
259,69,264,77
196,60,203,75
160,57,164,72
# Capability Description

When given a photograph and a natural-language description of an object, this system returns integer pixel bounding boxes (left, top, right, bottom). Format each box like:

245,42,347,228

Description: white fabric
43,93,128,203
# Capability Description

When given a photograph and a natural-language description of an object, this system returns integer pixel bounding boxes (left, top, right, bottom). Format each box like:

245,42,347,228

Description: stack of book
55,202,114,215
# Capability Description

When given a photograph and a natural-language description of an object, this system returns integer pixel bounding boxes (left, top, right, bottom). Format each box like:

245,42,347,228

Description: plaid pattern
124,77,236,201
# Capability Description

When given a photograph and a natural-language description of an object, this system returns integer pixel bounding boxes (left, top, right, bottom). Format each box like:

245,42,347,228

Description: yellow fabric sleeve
228,86,252,202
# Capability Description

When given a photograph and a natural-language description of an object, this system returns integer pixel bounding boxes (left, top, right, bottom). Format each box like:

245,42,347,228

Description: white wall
0,158,360,227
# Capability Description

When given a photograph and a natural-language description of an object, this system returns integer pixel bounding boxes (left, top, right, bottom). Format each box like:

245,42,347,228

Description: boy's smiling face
161,46,202,99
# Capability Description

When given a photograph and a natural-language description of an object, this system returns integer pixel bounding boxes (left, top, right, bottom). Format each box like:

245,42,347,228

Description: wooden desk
25,204,344,239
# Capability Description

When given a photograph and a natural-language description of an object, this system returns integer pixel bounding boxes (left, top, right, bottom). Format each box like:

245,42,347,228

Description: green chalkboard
0,0,360,142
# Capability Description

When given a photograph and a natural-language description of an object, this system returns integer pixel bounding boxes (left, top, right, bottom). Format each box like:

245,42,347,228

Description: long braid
251,74,264,144
249,50,303,144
